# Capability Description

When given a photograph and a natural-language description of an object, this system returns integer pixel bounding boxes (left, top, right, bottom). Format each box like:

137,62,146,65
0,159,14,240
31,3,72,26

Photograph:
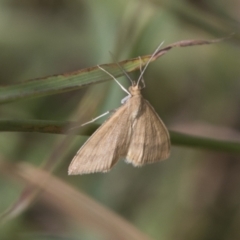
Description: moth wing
68,104,131,175
126,100,170,166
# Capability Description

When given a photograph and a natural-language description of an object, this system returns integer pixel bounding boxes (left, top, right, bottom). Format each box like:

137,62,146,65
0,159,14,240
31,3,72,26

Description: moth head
129,84,141,96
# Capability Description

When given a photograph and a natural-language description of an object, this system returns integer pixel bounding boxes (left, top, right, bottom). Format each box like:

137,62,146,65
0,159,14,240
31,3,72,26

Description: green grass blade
0,38,226,104
1,119,239,153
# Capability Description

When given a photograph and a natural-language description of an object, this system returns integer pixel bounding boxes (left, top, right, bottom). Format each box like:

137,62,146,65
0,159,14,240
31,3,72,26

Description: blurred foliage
0,0,240,240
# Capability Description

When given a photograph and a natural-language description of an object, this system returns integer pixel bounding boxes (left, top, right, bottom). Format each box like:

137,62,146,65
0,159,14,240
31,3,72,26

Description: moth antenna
136,41,164,87
109,52,134,85
98,65,131,96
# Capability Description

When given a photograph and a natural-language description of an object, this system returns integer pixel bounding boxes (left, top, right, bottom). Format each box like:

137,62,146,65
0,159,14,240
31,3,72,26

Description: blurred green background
0,0,240,240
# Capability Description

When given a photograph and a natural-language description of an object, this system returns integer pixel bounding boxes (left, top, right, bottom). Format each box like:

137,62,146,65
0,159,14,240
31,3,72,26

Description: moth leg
109,52,134,85
69,111,111,131
81,111,110,126
98,65,131,96
138,56,146,89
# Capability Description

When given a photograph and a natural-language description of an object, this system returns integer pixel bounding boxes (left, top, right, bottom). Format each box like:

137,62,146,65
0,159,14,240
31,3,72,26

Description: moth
69,43,170,175
68,37,224,174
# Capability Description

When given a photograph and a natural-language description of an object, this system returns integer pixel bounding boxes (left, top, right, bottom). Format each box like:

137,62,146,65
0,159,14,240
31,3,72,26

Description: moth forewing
125,85,170,166
68,102,132,175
